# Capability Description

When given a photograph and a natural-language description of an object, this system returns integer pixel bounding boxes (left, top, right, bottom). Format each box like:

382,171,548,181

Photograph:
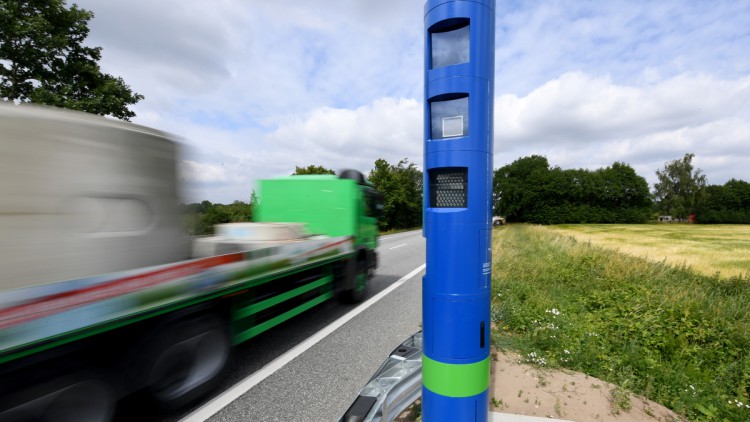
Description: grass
491,224,750,421
547,224,750,279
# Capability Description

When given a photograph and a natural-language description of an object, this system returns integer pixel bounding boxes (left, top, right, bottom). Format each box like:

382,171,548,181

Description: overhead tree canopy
653,153,707,220
0,0,143,120
291,165,335,175
368,158,422,231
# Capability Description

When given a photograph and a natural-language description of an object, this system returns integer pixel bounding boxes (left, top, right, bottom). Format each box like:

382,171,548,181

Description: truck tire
340,257,368,303
1,373,114,422
146,314,230,410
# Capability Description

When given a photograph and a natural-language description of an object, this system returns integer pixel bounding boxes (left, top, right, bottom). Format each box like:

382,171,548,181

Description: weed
537,374,549,388
611,386,632,414
399,399,421,421
518,389,523,398
555,396,564,417
491,397,506,409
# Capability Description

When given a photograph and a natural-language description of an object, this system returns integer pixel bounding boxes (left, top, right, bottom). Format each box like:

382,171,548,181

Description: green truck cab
255,170,383,302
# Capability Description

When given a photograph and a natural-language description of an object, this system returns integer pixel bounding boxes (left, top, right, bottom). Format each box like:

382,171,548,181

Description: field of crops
491,224,750,421
547,224,750,279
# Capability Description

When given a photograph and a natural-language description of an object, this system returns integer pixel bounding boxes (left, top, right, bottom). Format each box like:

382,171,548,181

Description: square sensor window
430,95,469,139
442,115,464,137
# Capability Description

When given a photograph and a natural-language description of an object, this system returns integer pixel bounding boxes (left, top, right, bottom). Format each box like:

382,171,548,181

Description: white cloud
496,72,750,146
179,160,232,184
169,97,421,202
494,72,750,187
267,97,422,162
63,0,750,202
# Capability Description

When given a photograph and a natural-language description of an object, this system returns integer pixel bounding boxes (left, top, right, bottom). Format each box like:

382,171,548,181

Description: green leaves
0,0,143,120
368,158,422,231
493,156,652,224
695,179,750,223
181,200,254,235
653,153,707,220
291,165,335,175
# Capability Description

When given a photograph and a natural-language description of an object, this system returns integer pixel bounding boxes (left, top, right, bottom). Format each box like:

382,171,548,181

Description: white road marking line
389,243,407,250
381,230,421,241
180,263,427,422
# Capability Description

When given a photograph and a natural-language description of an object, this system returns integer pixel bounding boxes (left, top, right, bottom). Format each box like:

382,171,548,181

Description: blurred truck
0,104,382,421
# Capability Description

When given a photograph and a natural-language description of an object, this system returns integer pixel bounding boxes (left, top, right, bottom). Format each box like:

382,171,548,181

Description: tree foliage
653,153,707,220
494,156,652,224
181,200,253,236
292,165,335,175
0,0,143,120
368,158,422,230
694,179,750,224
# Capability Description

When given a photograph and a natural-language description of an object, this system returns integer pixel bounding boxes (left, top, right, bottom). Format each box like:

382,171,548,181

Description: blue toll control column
422,0,495,420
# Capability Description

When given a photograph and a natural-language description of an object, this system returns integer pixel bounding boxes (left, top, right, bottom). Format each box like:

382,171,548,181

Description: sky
73,0,750,203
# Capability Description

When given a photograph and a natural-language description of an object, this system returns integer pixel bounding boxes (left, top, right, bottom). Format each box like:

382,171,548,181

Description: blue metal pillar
422,0,495,420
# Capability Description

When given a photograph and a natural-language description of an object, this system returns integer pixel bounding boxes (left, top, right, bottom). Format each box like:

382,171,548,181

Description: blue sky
74,0,750,203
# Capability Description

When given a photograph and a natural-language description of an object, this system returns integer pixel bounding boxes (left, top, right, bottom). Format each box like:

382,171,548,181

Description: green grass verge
491,224,750,421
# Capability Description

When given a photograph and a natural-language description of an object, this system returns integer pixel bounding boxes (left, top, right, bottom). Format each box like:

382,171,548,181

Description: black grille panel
430,167,468,208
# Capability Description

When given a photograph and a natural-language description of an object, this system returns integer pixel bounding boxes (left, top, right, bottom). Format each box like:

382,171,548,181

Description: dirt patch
396,349,686,421
489,350,686,421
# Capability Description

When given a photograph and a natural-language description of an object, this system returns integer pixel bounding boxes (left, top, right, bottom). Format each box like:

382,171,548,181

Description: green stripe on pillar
422,355,490,397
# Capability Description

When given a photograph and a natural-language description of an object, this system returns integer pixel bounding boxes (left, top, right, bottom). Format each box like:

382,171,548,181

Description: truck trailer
0,104,382,421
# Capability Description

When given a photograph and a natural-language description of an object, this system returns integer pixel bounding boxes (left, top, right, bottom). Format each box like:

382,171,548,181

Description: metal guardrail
340,331,423,422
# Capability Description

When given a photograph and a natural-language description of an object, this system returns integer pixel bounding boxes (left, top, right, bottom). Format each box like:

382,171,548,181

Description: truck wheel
342,258,368,303
147,314,229,410
1,374,113,422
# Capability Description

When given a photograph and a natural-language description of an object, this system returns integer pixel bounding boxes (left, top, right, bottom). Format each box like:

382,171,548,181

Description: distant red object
689,213,696,223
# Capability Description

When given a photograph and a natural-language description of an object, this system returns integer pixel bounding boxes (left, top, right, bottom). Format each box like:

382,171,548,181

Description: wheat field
545,224,750,279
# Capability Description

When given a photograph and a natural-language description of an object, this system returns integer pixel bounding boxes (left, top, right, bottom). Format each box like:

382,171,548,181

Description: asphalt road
119,230,425,422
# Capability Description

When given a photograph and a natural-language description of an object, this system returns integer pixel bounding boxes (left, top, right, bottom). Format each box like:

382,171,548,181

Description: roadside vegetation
491,224,750,421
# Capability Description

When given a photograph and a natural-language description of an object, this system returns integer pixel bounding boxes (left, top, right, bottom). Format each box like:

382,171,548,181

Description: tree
181,200,254,235
493,156,651,224
653,153,707,220
694,179,750,224
368,158,422,230
0,0,143,120
493,155,550,221
292,165,335,175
